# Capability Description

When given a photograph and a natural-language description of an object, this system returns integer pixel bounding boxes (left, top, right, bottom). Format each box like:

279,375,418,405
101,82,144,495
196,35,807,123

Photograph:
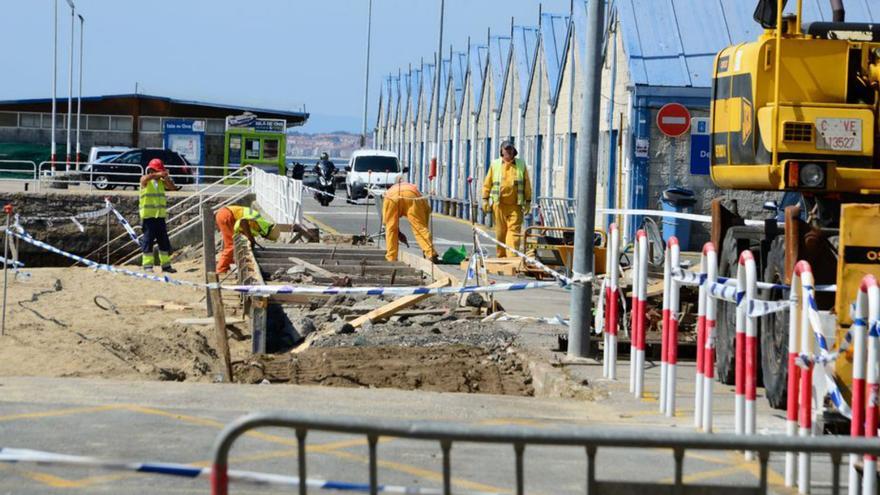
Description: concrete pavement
0,373,834,495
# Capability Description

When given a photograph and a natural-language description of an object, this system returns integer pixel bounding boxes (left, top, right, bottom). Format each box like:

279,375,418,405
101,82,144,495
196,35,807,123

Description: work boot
142,265,154,272
161,265,177,274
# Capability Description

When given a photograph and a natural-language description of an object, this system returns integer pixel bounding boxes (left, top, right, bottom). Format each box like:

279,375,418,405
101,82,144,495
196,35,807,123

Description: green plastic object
440,245,468,265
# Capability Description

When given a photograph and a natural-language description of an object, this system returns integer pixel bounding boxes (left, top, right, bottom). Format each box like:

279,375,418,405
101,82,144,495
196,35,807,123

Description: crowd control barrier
210,411,880,495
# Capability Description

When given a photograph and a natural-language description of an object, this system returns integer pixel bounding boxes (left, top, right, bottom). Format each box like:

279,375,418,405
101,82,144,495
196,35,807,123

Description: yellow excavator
710,0,880,415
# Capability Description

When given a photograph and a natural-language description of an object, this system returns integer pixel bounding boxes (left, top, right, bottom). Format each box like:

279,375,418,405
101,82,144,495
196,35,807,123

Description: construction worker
139,158,179,272
481,140,532,257
382,180,438,263
215,205,281,273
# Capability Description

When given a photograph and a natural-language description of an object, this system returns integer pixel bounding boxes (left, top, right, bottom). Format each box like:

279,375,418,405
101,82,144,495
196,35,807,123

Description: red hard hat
147,158,165,172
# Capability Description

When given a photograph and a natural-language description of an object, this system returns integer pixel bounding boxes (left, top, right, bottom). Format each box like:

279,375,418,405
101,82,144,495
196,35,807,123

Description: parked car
84,148,194,190
344,150,408,201
87,146,132,165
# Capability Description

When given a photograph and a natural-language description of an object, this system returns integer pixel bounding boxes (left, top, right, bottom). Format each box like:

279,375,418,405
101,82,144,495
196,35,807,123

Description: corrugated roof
390,75,401,126
422,62,435,122
452,51,468,117
409,68,422,123
616,0,880,88
513,25,540,109
488,34,512,110
0,93,309,121
469,43,489,113
438,55,452,118
541,13,570,106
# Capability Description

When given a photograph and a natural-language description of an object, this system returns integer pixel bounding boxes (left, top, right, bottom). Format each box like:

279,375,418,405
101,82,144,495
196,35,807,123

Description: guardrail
211,411,880,495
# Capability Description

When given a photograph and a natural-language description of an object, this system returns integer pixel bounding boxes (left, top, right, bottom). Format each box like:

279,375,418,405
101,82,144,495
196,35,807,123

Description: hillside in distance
286,131,373,159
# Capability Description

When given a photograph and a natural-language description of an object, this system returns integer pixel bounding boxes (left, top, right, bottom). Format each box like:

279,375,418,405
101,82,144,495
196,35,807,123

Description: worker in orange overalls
215,205,280,273
382,180,438,263
481,140,532,257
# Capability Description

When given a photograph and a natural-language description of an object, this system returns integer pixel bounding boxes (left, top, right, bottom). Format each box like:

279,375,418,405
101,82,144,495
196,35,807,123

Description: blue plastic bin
659,187,696,250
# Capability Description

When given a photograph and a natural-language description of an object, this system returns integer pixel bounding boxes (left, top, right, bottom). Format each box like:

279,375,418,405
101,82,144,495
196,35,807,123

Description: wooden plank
206,272,233,382
398,250,462,285
201,203,216,317
175,316,246,326
349,278,450,329
287,256,337,278
250,296,269,354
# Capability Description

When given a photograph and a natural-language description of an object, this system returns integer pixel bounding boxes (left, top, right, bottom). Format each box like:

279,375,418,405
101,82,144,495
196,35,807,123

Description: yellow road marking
0,404,122,422
304,214,340,235
661,462,751,484
328,449,509,493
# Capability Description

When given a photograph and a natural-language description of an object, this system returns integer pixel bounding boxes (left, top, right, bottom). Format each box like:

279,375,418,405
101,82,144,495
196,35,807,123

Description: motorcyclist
313,152,337,205
314,152,337,179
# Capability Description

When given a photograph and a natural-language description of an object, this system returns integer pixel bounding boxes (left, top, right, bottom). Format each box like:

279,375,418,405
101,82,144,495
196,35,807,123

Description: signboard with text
690,117,710,175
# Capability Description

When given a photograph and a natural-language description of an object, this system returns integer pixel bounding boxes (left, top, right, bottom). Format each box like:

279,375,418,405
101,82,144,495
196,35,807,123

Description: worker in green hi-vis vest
139,158,179,273
481,140,532,258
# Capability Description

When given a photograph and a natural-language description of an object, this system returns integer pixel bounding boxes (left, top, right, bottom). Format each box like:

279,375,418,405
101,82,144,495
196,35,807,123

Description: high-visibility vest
489,158,527,206
234,207,273,237
139,180,167,219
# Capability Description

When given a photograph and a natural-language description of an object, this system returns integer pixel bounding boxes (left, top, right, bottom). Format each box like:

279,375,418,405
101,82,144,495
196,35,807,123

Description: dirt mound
237,345,534,396
0,262,250,382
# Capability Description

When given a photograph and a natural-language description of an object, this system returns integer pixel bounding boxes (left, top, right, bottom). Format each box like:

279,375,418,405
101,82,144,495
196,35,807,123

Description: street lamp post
431,0,445,197
51,0,58,171
65,0,75,172
75,14,84,166
360,0,372,148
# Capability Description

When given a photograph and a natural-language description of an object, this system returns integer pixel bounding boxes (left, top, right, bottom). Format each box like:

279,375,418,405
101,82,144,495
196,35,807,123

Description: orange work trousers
382,184,436,262
215,207,236,273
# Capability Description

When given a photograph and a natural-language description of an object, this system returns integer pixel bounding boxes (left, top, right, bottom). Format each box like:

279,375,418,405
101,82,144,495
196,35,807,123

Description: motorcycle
314,167,336,207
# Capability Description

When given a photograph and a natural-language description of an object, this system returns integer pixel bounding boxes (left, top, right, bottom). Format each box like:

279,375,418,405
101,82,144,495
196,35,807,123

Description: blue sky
1,0,570,133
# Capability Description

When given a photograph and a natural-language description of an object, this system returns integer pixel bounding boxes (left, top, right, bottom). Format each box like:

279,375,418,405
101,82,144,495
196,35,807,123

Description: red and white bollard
700,242,718,433
664,238,681,417
734,251,757,439
782,262,815,494
631,230,648,398
603,224,620,380
784,261,810,487
864,276,879,495
848,274,879,495
659,239,673,413
739,251,758,459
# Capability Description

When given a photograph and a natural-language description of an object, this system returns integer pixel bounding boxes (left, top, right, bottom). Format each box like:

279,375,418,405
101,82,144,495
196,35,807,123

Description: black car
85,148,194,190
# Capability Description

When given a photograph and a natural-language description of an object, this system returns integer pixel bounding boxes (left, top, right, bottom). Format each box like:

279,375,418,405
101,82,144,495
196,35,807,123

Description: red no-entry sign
657,103,692,137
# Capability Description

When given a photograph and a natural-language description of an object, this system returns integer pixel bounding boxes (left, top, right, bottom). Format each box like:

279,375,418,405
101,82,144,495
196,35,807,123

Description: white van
344,149,408,201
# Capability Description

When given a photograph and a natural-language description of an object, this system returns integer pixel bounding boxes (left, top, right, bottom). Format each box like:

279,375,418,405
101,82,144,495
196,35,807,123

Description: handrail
79,166,252,264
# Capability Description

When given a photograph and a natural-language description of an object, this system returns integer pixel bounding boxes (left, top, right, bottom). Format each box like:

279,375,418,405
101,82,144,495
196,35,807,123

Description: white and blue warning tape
7,226,564,297
473,227,575,285
106,199,141,243
0,447,501,495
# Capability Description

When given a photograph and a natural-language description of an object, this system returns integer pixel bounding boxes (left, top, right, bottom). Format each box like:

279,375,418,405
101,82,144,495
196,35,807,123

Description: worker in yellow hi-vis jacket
382,180,438,263
481,140,532,257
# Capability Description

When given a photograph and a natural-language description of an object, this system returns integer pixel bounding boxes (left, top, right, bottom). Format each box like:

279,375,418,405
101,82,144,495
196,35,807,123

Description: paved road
0,369,838,495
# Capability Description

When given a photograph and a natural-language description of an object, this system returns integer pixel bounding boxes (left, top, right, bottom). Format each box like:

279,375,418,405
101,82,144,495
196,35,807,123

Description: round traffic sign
656,103,692,137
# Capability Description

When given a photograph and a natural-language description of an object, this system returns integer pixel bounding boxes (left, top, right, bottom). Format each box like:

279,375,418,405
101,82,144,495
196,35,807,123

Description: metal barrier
210,411,880,495
251,167,303,225
0,160,37,185
537,196,576,229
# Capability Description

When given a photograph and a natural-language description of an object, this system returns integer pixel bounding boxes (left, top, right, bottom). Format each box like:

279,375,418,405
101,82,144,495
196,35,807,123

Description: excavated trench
236,243,536,396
